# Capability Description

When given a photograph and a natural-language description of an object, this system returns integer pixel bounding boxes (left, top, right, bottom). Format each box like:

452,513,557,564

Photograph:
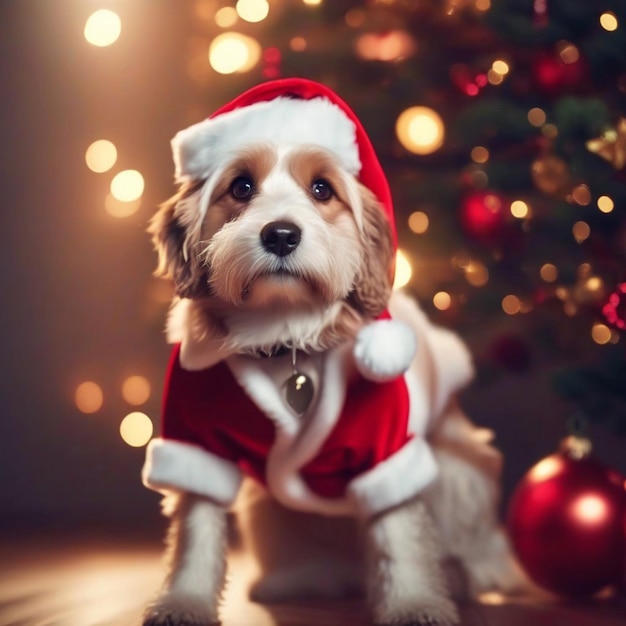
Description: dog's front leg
364,498,458,626
144,491,227,626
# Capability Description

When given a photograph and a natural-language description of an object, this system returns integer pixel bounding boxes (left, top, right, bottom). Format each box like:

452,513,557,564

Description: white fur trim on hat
347,437,438,519
142,438,243,506
172,96,361,184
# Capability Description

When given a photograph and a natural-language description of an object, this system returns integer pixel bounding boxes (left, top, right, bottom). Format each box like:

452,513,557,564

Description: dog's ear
148,181,211,299
348,186,395,318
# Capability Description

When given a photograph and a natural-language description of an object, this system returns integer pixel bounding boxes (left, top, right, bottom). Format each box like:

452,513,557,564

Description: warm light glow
355,31,416,62
600,12,618,32
586,276,603,293
215,7,238,27
396,107,445,155
290,36,307,51
540,263,558,283
122,376,151,406
408,211,429,234
465,261,489,287
105,194,141,218
345,8,365,27
85,140,117,173
528,107,547,127
471,146,489,163
558,42,580,64
84,10,121,47
529,457,562,482
572,221,591,243
110,170,144,202
592,323,612,345
487,70,504,86
510,200,529,219
475,0,491,11
433,291,451,311
502,294,521,315
542,123,558,138
236,0,270,23
393,249,412,289
571,184,591,206
120,412,153,447
303,0,322,4
491,60,509,75
209,32,261,74
75,381,104,414
572,494,609,524
478,591,506,605
597,195,614,213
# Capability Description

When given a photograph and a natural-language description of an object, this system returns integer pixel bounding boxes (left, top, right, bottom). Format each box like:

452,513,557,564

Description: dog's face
151,143,394,351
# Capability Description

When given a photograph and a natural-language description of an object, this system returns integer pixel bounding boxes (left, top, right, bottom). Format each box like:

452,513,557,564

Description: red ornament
507,438,626,596
532,45,588,95
459,190,507,242
602,282,626,330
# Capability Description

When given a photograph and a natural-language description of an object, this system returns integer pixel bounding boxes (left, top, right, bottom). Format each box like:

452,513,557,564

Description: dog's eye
311,179,334,202
230,177,255,200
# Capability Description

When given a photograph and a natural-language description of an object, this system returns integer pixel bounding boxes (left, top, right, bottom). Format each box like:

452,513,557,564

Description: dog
141,79,521,626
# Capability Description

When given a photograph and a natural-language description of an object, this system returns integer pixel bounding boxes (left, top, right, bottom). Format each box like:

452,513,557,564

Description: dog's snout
261,221,301,257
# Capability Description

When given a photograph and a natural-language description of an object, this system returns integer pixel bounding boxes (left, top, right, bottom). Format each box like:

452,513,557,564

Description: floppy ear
148,181,212,299
348,186,395,318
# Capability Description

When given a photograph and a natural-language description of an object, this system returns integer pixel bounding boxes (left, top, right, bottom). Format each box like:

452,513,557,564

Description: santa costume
142,78,474,520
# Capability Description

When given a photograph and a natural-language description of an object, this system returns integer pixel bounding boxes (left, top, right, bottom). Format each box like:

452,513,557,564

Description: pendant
285,371,314,416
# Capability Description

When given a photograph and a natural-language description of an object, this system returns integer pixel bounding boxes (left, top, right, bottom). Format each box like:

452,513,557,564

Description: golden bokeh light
110,169,144,202
465,261,489,287
303,0,322,5
75,381,104,414
597,195,614,213
215,7,238,27
120,412,153,447
475,0,491,11
471,146,489,163
345,8,365,27
571,184,591,206
558,42,580,64
209,32,261,74
542,123,558,138
491,59,509,75
105,194,141,218
122,376,151,406
393,249,413,289
591,323,611,345
527,107,547,127
600,12,618,32
396,106,445,155
290,36,307,51
572,220,591,243
502,294,521,315
540,263,558,283
433,291,452,311
510,200,530,219
408,211,429,234
84,10,121,47
236,0,270,23
85,140,117,173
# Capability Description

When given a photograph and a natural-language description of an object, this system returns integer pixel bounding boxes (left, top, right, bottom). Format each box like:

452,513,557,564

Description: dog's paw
354,319,417,382
143,593,219,626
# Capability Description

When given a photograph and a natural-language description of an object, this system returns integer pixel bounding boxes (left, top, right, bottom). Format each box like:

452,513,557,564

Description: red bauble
532,48,588,95
507,441,626,596
459,190,507,242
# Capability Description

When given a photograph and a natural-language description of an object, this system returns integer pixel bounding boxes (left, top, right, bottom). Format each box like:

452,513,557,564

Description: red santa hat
171,78,397,249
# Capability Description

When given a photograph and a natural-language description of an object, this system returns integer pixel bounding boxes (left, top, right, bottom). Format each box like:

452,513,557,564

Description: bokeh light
471,146,489,163
110,170,144,202
105,194,141,218
528,107,547,127
540,263,558,282
75,381,104,414
393,249,412,289
236,0,270,23
600,12,618,32
121,376,151,406
408,211,429,234
591,323,611,345
215,7,238,27
355,31,416,62
120,412,153,447
465,261,489,287
571,184,591,206
510,200,530,219
597,195,614,213
572,221,591,243
302,0,322,5
84,10,121,47
85,140,117,173
433,291,451,311
396,106,445,155
502,294,521,315
209,33,261,74
290,36,307,51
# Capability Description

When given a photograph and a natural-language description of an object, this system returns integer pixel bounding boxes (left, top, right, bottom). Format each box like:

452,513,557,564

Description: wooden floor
0,530,624,626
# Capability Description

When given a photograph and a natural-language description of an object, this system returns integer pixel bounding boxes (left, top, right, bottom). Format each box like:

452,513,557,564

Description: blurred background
1,0,625,532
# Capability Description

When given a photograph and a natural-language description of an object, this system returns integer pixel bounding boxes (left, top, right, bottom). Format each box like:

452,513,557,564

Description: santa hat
171,78,397,248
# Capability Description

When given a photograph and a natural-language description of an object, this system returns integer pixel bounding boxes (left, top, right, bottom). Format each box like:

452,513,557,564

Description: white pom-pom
354,319,417,382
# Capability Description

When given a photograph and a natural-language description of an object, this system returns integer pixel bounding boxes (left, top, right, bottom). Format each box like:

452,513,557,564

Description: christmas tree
175,0,626,434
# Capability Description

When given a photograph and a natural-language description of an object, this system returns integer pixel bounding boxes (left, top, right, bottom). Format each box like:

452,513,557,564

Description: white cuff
142,438,243,507
347,438,438,518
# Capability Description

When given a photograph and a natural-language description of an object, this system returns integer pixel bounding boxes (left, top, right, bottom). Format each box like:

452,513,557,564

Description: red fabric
207,78,397,251
161,344,412,498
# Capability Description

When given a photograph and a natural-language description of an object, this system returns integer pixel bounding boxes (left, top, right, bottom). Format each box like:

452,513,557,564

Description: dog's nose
260,221,301,257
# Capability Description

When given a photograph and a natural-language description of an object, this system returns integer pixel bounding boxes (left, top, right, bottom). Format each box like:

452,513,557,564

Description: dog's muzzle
261,221,301,257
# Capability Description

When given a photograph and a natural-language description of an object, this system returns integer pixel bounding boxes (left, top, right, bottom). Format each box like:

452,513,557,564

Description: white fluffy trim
348,437,438,519
172,97,361,186
142,438,242,506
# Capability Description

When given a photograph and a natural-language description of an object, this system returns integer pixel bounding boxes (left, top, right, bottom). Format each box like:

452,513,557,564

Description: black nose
260,221,301,257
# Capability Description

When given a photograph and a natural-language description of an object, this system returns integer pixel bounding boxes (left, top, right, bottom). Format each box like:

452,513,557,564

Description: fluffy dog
141,79,521,626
